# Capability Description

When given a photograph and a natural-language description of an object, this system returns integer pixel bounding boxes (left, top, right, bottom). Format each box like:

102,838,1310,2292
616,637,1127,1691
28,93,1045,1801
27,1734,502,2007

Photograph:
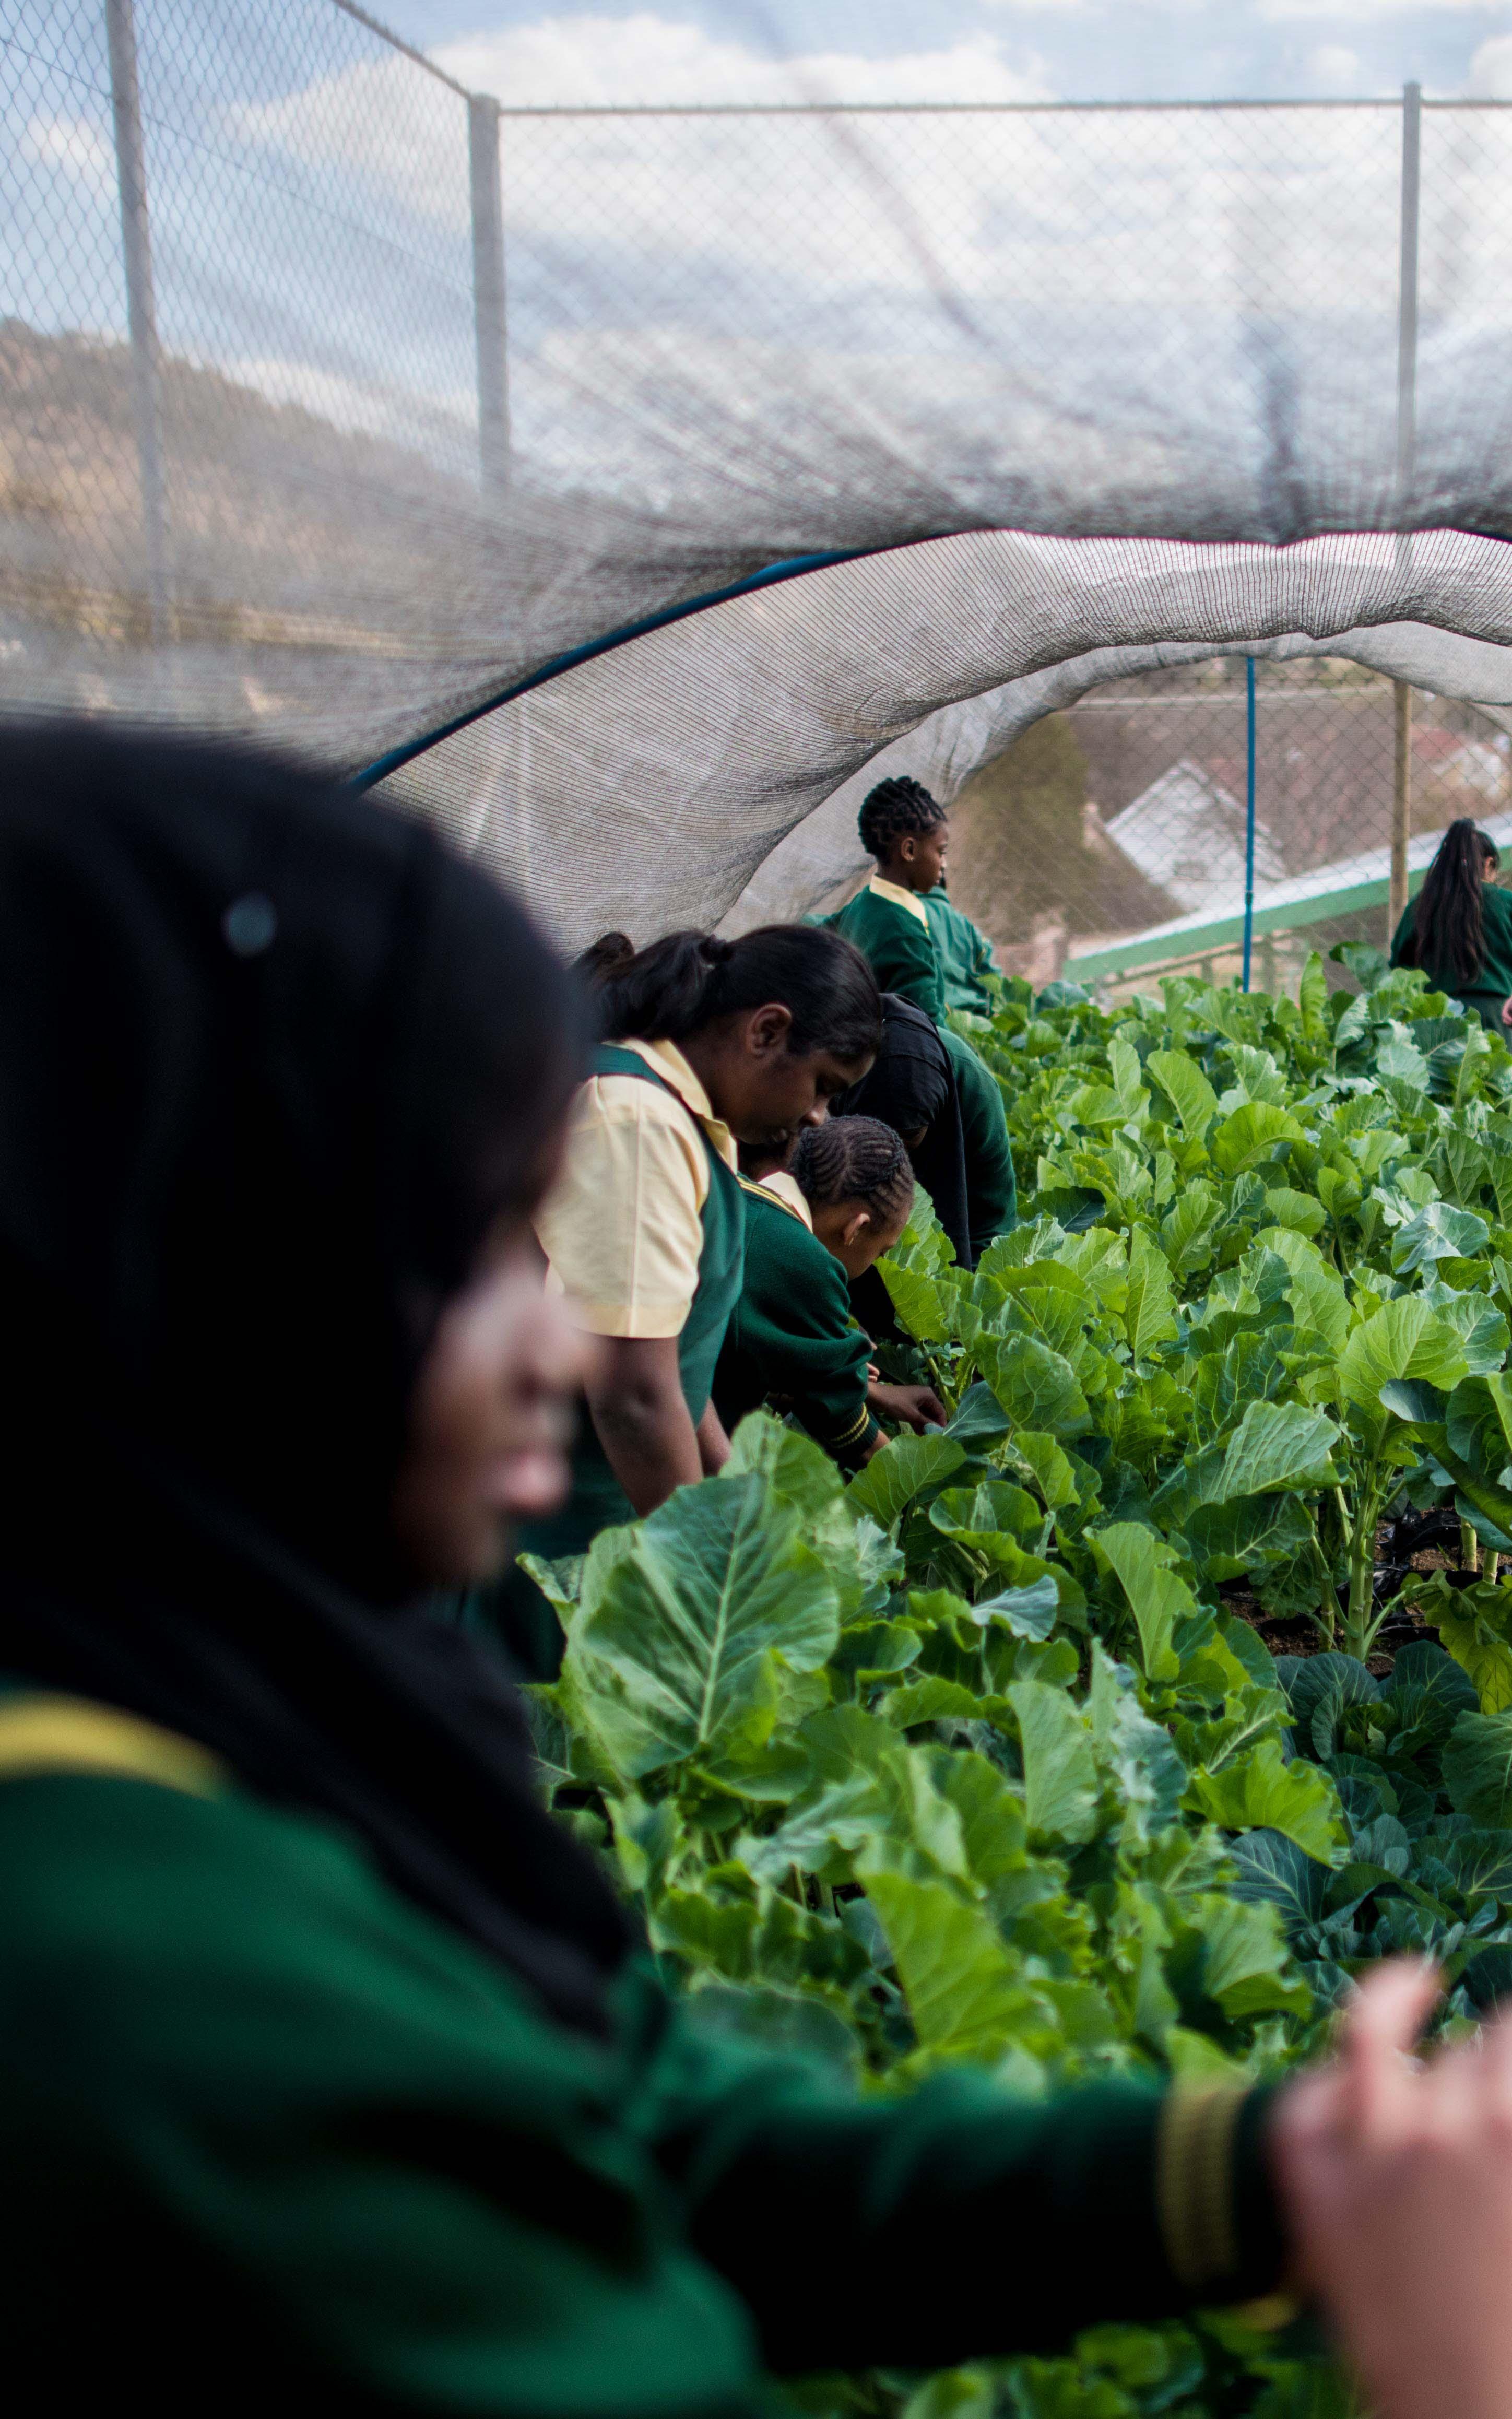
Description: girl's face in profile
390,1159,599,1586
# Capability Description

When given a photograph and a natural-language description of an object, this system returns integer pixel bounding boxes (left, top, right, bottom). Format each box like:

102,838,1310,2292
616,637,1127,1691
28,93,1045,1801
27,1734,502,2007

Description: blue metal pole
1243,655,1257,991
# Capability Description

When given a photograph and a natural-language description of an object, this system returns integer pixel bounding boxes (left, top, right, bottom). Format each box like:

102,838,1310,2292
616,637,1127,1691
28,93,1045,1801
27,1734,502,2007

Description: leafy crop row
531,946,1512,2419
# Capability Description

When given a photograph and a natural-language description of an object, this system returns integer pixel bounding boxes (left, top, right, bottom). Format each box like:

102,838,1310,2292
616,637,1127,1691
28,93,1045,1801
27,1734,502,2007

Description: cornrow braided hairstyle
792,1115,914,1224
857,775,946,863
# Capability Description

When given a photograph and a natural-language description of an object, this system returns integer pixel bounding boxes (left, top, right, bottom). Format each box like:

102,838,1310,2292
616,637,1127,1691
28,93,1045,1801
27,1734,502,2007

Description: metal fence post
1391,681,1413,939
104,0,169,641
468,95,510,497
1396,80,1421,520
1388,82,1421,943
1242,656,1257,992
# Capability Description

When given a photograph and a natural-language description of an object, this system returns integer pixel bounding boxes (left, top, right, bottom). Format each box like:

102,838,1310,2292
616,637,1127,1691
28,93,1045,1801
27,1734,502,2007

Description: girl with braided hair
492,923,880,1674
714,1117,945,1465
833,775,951,1024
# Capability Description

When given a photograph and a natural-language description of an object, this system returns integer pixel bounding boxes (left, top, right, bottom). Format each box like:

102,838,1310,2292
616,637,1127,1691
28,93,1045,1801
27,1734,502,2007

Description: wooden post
1390,680,1412,939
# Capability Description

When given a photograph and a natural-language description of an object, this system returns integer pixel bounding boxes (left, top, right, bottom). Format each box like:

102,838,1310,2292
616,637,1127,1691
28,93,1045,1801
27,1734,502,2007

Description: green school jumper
1391,883,1512,1030
713,1179,880,1468
833,880,1016,1253
0,1684,1287,2405
923,884,1002,1014
475,1044,744,1680
941,1024,1018,1254
833,878,947,1025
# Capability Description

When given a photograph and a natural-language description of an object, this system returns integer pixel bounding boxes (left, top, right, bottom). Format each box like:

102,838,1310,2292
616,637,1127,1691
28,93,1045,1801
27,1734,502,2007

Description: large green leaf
1211,1100,1305,1176
1124,1226,1178,1361
723,1411,844,1515
880,1262,953,1342
1186,1489,1315,1582
566,1474,841,1776
1185,1737,1346,1863
1089,1522,1195,1683
1338,1295,1468,1416
1006,1679,1100,1844
1443,1709,1512,1826
863,1869,1037,2061
1391,1199,1492,1276
1427,1287,1511,1378
1213,1399,1340,1502
1145,1048,1218,1145
973,1331,1091,1438
846,1430,965,1528
1086,1646,1185,1842
1160,1182,1221,1278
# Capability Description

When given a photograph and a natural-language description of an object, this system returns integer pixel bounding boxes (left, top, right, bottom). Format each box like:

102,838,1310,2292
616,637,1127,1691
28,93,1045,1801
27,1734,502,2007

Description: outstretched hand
1270,1960,1512,2419
867,1379,947,1433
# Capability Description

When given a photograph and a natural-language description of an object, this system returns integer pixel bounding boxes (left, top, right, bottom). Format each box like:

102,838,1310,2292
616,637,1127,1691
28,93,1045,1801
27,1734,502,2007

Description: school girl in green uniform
714,1117,944,1466
493,923,880,1675
923,878,1002,1013
834,777,1017,1257
0,726,1503,2418
1390,818,1512,1030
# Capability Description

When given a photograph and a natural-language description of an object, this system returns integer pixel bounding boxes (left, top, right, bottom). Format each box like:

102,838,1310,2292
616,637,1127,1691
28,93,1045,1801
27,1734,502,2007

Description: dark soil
1220,1504,1488,1679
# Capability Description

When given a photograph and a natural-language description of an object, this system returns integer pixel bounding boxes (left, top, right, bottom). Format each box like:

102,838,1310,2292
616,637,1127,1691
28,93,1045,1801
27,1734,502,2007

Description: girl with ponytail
491,923,881,1675
1390,819,1512,1029
713,1116,944,1469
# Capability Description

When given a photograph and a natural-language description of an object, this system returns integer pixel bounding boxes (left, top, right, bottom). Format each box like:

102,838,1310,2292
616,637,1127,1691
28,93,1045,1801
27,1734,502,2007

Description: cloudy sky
370,1,1512,107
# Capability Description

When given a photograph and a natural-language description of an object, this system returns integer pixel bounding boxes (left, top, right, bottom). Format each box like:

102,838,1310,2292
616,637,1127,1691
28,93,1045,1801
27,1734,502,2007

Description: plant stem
1342,1467,1381,1662
1489,1553,1502,1585
1461,1517,1482,1575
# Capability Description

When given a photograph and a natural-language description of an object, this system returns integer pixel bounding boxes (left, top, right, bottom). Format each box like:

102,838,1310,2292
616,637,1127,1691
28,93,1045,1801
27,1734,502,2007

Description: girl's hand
1500,995,1512,1027
868,1379,947,1432
1270,1960,1512,2419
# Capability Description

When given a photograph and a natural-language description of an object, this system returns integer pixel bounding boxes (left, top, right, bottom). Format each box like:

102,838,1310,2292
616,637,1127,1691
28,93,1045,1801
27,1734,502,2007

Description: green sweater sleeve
716,1196,878,1465
631,1994,1285,2374
835,887,946,1024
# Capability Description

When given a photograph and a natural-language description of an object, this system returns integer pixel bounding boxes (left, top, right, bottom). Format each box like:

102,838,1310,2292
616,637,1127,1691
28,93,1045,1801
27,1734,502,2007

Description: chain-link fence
12,5,1512,960
946,655,1512,1000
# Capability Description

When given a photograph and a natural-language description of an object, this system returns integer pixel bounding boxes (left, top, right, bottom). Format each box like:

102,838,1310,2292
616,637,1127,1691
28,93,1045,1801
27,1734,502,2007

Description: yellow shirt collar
620,1037,738,1171
868,874,931,930
754,1168,813,1230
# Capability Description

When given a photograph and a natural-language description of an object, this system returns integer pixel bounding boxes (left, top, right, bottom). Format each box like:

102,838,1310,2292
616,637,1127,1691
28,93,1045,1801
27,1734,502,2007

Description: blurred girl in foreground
0,725,1510,2419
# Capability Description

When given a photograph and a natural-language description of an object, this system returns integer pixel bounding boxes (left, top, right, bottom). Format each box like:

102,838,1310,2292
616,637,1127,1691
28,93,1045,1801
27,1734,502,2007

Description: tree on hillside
949,712,1174,953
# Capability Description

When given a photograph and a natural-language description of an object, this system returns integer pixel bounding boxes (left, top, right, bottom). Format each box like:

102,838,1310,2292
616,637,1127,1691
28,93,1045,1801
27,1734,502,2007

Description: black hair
793,1115,914,1224
578,925,882,1061
1403,818,1500,987
858,775,947,863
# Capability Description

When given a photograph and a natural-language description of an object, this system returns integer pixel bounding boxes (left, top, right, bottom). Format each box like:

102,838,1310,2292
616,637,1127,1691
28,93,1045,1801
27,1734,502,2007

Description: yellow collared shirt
535,1038,737,1340
867,874,932,929
753,1169,814,1231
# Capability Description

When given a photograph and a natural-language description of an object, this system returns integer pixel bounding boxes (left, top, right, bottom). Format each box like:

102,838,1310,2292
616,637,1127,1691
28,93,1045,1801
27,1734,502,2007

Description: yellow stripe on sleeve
0,1696,224,1798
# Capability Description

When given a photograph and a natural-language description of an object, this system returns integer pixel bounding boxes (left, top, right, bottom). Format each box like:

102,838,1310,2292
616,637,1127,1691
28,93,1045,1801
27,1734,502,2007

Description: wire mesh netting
13,3,1512,971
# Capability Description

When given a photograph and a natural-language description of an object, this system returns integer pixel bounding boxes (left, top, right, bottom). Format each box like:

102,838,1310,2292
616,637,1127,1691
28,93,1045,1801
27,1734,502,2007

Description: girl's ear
843,1209,871,1248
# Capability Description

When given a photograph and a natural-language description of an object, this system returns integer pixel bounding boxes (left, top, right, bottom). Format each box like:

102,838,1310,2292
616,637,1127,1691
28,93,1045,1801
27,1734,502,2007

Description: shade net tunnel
13,2,1512,987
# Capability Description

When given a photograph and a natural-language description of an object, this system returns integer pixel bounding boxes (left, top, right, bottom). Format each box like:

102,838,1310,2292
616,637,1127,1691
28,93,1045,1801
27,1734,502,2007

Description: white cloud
1468,31,1512,91
436,15,1048,108
1309,42,1362,85
1260,0,1506,16
20,115,115,189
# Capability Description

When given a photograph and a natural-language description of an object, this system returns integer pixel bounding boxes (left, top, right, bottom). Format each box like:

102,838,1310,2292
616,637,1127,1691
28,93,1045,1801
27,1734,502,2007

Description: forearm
695,1400,731,1476
586,1338,701,1515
